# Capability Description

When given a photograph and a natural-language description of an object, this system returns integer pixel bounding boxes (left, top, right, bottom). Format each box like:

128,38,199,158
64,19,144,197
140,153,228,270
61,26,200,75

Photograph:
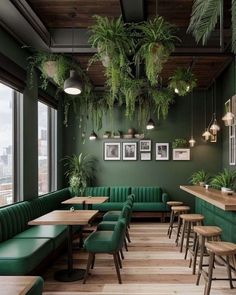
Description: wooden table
180,185,236,211
29,210,98,282
62,196,109,209
0,276,40,295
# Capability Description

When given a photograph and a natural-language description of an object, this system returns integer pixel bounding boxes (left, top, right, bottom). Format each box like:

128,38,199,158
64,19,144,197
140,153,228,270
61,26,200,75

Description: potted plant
64,153,97,195
168,68,197,96
210,169,236,192
135,16,178,86
189,170,210,186
172,138,188,149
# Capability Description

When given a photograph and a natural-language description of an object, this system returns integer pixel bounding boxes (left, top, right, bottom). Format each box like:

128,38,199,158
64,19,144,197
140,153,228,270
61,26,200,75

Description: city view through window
0,83,13,206
38,102,49,195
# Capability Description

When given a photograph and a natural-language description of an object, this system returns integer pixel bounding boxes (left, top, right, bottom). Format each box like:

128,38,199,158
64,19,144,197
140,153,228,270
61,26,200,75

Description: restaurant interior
0,0,236,294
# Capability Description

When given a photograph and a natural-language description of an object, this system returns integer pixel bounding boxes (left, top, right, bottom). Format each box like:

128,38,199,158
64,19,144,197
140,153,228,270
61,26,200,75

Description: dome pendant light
64,70,82,95
222,111,234,126
63,12,82,95
146,118,155,130
89,130,97,140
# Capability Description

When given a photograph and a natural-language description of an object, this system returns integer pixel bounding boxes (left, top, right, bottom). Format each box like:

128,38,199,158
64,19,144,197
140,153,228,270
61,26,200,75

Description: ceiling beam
120,0,145,22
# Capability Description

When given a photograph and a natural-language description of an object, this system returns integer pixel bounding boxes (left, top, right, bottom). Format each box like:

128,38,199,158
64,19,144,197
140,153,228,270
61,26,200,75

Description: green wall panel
63,90,222,208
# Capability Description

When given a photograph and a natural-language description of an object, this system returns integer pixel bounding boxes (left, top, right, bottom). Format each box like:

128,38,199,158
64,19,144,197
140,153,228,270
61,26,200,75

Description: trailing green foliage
189,169,210,185
172,138,188,148
169,68,197,96
135,16,178,86
64,153,97,195
150,88,174,119
211,169,236,190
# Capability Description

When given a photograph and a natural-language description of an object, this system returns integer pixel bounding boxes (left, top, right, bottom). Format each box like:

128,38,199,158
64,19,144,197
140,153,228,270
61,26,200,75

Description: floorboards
42,223,236,294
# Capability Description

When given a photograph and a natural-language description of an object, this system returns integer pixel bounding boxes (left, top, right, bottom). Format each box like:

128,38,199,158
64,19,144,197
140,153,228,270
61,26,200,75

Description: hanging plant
168,68,197,96
88,96,109,131
120,76,144,120
137,95,151,130
150,88,174,120
135,16,178,86
88,15,134,105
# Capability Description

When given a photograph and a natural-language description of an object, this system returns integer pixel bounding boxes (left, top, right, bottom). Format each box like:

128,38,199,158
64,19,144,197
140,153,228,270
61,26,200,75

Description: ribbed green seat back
111,218,126,250
84,186,110,196
39,188,71,215
131,187,162,202
109,187,131,202
0,201,33,242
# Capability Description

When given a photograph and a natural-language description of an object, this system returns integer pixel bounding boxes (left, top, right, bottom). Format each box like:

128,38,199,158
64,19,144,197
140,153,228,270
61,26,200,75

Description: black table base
54,269,86,282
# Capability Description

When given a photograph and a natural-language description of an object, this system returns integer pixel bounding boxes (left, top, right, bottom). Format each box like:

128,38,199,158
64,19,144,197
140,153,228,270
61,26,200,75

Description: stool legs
204,251,215,295
196,235,205,285
226,255,234,289
180,220,187,252
168,210,175,238
184,221,191,259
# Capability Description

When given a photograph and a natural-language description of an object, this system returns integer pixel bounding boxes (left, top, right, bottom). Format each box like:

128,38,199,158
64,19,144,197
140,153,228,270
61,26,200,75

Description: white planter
221,187,231,192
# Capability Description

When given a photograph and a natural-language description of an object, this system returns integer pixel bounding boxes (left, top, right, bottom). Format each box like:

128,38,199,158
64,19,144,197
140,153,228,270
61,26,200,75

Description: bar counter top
180,185,236,211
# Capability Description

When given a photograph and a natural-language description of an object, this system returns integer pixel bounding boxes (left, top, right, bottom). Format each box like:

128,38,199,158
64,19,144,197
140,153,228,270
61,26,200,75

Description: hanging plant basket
169,68,197,96
42,60,58,78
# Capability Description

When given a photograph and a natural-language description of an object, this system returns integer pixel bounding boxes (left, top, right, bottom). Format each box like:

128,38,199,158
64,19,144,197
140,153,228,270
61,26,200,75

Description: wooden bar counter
180,185,236,211
180,185,236,243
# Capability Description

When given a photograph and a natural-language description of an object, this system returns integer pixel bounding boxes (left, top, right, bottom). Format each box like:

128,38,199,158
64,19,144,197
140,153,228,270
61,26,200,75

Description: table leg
54,225,86,282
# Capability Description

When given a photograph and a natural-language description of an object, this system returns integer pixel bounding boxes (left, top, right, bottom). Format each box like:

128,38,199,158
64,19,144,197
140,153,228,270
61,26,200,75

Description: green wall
63,90,222,208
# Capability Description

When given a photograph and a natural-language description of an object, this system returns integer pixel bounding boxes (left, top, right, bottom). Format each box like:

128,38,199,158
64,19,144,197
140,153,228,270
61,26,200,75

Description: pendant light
64,13,82,95
209,82,220,134
89,130,97,140
189,91,196,147
202,92,211,140
146,118,155,130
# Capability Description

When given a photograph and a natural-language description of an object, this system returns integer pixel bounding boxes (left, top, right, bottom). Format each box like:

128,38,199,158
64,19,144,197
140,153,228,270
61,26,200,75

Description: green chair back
111,218,126,251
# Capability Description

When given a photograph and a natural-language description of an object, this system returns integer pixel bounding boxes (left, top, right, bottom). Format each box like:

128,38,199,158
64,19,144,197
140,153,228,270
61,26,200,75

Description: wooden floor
42,223,236,295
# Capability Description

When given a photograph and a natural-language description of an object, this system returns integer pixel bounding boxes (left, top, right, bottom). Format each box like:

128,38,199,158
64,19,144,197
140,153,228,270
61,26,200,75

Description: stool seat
172,206,190,212
180,214,204,222
194,226,222,237
167,201,183,206
205,241,236,256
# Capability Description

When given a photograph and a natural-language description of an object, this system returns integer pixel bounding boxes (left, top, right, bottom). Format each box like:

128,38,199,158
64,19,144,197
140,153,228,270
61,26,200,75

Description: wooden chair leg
168,210,174,238
175,214,181,246
91,253,95,269
226,255,234,289
117,252,122,269
113,253,122,284
192,235,199,275
83,252,94,284
204,252,215,295
120,249,124,260
126,229,131,243
124,237,128,251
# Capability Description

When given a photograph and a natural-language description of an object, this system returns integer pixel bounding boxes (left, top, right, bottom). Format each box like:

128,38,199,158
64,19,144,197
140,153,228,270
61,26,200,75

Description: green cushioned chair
83,218,126,284
26,276,44,295
0,238,53,275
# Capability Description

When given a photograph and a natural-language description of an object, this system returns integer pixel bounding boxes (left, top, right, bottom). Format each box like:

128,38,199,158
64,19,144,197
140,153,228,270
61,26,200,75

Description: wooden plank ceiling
27,0,233,89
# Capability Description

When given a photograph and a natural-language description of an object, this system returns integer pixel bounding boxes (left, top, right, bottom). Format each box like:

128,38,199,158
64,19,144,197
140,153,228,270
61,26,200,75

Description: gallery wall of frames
103,140,190,161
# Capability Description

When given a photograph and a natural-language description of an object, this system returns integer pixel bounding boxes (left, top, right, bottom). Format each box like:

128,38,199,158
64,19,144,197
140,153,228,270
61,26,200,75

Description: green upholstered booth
0,188,79,275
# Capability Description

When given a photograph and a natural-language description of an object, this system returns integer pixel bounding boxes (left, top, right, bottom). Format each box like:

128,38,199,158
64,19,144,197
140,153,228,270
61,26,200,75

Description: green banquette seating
0,188,80,275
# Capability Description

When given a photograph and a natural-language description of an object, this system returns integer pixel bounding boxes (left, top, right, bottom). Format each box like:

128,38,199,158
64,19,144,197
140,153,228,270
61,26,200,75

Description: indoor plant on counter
189,169,210,186
210,169,236,192
64,153,97,195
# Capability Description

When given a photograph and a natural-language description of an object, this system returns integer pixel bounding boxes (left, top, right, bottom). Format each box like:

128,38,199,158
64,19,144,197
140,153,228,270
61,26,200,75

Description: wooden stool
172,206,191,245
167,201,184,238
192,226,222,277
179,214,204,259
203,241,236,295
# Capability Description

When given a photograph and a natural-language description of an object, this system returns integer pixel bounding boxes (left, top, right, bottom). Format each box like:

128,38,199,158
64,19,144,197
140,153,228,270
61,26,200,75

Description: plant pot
42,61,57,78
221,187,233,193
199,182,205,187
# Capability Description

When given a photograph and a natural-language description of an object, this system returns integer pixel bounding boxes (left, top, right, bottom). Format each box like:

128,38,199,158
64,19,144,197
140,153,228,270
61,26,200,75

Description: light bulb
146,119,155,130
189,137,196,147
89,131,97,140
222,112,234,126
210,119,220,134
186,85,190,92
174,88,179,94
202,129,211,141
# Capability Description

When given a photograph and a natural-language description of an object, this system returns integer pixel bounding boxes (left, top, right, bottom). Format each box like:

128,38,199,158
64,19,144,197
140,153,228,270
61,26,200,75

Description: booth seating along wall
0,185,169,276
0,188,81,276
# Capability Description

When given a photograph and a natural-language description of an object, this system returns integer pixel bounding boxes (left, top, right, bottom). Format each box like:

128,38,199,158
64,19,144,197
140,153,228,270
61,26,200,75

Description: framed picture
140,140,151,152
104,142,120,160
173,148,190,160
140,152,151,161
156,143,169,160
123,142,137,160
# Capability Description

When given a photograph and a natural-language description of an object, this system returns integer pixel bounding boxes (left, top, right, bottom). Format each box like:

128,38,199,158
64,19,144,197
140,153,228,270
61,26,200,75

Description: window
38,101,57,195
0,82,22,206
